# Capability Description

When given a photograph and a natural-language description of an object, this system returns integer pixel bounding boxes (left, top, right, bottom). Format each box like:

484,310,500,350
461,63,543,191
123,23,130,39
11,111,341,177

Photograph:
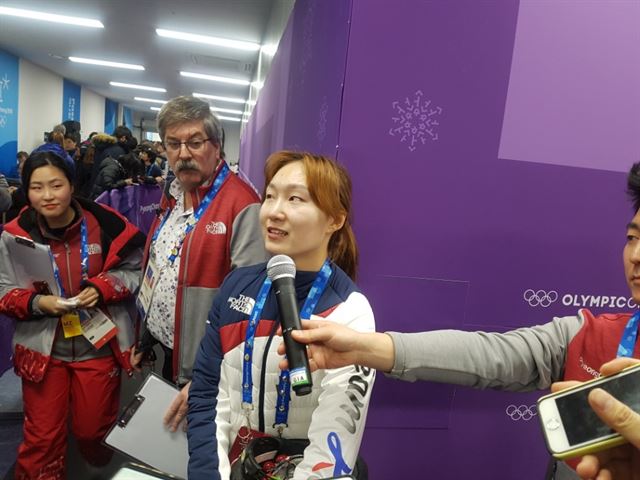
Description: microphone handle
273,277,313,396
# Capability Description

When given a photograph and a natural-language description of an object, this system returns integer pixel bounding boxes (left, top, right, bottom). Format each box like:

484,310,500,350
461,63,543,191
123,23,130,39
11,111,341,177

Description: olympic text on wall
62,79,81,123
0,50,19,177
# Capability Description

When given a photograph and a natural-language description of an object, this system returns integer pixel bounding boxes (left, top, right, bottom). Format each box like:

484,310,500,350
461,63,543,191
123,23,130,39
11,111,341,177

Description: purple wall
241,1,638,478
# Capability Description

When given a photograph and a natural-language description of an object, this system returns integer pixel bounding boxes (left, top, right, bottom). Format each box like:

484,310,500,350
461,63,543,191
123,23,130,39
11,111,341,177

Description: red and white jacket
142,160,268,384
0,198,145,382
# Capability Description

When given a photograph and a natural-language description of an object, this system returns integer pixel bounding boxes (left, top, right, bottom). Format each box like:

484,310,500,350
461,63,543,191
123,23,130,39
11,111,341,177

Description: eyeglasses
164,138,211,153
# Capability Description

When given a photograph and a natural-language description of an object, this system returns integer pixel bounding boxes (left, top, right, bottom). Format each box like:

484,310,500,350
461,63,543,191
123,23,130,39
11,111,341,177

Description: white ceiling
0,0,280,124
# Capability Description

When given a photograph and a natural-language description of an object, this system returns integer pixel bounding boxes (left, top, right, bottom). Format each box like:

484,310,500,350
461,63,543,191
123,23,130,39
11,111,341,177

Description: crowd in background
0,121,168,222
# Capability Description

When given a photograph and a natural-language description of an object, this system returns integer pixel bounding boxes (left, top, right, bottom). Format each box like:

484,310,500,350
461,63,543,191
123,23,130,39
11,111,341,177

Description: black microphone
267,255,312,396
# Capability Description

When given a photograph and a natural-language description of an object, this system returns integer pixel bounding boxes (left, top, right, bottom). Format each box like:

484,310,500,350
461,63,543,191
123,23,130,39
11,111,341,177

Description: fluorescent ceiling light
261,44,278,56
193,93,247,104
180,71,249,86
69,56,144,70
135,97,167,104
156,28,259,51
150,107,161,112
216,115,242,122
110,81,166,92
251,81,264,89
246,100,256,106
210,107,243,115
0,6,103,28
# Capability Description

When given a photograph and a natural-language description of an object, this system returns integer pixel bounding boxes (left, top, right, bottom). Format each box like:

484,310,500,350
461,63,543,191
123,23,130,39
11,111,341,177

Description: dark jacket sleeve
187,286,226,480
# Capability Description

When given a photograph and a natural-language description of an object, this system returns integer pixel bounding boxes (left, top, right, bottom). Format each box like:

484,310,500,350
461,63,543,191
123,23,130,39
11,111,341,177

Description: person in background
188,151,375,480
279,162,640,480
134,95,268,430
154,140,167,172
0,173,11,214
89,152,144,200
47,124,66,143
63,130,81,162
16,151,28,177
0,143,145,479
137,143,163,184
87,127,134,198
3,152,29,222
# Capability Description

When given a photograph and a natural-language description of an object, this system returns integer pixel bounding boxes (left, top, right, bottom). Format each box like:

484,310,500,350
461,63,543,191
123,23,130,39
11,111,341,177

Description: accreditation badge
61,312,82,338
81,309,118,350
136,255,160,319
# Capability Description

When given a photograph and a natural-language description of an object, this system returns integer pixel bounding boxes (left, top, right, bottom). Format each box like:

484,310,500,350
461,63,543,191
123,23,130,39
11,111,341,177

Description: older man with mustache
135,96,268,430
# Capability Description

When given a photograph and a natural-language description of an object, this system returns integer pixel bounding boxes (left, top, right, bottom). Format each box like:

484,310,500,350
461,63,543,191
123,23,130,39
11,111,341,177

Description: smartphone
537,363,640,459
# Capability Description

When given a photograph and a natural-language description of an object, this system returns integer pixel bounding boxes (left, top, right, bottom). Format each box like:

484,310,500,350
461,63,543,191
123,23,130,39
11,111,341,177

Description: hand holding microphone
267,255,313,396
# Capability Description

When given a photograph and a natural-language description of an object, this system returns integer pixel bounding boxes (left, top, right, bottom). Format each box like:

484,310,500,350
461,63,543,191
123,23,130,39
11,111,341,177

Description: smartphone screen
553,367,640,446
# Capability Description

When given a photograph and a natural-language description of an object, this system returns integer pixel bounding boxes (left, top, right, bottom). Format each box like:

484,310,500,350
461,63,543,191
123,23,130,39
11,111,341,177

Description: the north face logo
228,294,255,315
205,221,227,235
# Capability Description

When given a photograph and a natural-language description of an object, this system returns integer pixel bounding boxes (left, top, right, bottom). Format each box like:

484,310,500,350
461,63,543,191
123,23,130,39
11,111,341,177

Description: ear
212,142,221,159
327,213,346,234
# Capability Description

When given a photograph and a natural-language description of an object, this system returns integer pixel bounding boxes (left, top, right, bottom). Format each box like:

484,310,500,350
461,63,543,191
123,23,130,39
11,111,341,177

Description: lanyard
241,260,333,430
617,310,640,357
151,162,230,265
51,217,89,298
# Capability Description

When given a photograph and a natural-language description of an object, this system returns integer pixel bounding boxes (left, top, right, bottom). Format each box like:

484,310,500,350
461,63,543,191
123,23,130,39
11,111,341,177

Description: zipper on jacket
258,320,279,432
64,242,76,360
177,192,198,380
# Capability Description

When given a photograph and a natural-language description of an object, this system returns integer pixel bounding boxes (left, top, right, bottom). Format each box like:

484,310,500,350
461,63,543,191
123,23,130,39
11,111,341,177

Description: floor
0,352,165,480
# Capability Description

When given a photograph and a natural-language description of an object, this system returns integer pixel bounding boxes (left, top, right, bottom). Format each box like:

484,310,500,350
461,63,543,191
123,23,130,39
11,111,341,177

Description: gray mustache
175,160,200,172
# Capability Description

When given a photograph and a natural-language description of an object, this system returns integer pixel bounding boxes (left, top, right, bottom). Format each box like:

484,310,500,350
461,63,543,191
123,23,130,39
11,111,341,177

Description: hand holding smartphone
538,362,640,460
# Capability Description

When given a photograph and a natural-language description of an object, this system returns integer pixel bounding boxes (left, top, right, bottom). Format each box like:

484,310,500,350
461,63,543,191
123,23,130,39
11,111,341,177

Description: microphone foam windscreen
266,255,296,281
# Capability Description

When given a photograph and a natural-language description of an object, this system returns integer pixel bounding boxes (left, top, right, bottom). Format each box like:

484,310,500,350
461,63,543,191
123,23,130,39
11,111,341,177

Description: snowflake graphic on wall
389,90,443,152
0,115,6,128
0,74,9,104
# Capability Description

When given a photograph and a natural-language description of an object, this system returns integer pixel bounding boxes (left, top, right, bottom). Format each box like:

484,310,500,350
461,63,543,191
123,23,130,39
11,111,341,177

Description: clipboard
3,232,59,295
104,373,188,479
110,462,183,480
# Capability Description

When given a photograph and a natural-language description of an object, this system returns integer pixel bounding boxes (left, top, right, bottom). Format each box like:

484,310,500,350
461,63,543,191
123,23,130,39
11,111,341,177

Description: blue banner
0,50,19,177
104,99,118,135
123,106,133,131
62,79,81,122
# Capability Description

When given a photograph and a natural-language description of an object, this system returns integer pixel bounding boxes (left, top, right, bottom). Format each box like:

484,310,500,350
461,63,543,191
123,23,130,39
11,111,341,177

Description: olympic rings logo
523,289,558,308
506,404,538,421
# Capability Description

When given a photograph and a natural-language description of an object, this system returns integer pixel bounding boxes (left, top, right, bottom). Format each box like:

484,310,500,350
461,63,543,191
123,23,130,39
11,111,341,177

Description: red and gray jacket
142,160,268,385
0,197,145,382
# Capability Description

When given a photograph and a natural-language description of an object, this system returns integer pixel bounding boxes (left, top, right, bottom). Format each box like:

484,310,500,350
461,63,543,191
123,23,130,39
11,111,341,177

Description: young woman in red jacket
0,144,145,480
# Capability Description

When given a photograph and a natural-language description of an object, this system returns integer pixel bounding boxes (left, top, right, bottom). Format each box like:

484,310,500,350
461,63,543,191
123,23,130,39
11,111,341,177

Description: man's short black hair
627,162,640,212
113,125,132,139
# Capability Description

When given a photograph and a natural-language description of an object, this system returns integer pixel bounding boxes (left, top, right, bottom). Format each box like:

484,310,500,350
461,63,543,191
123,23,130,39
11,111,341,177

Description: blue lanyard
51,217,89,298
617,311,640,357
241,260,333,429
151,162,230,264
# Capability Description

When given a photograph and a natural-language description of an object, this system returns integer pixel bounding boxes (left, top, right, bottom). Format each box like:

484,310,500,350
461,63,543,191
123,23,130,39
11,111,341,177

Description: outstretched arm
278,317,395,372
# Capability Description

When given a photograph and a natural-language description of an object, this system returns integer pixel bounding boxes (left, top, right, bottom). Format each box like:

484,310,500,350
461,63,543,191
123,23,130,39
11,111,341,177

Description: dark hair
113,125,132,139
64,130,81,145
22,151,75,202
628,162,640,212
118,153,144,178
263,151,359,280
16,151,28,161
62,120,81,135
137,143,157,162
